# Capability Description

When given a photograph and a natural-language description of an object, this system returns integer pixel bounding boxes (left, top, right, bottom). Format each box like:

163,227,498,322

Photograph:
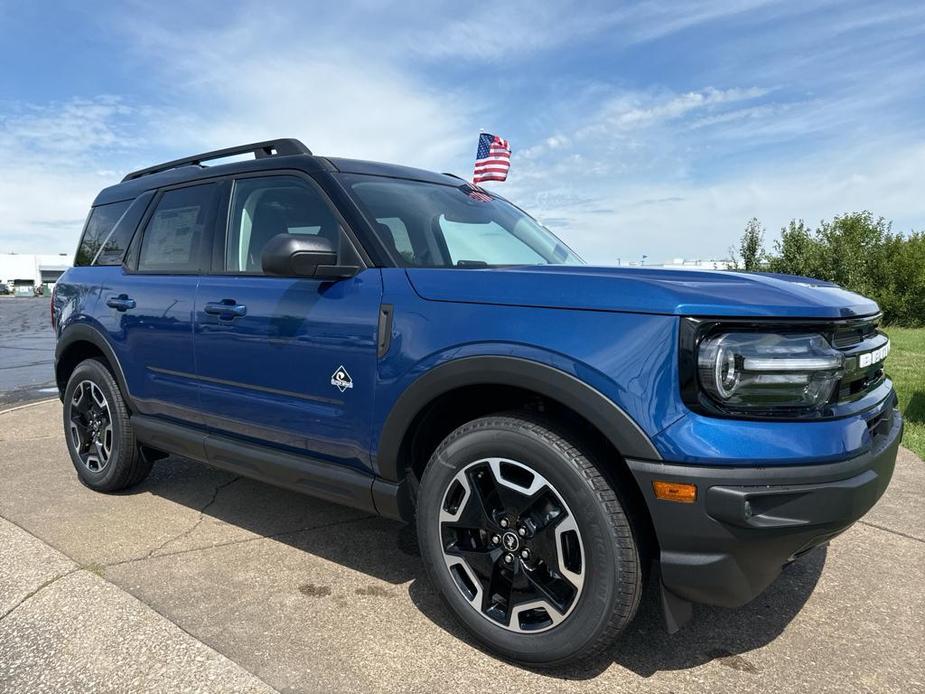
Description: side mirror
261,234,358,279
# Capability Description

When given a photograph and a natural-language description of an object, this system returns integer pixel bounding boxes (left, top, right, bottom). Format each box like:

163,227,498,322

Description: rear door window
137,184,218,273
74,201,131,266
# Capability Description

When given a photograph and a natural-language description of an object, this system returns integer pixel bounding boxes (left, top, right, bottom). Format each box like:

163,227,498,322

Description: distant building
0,253,72,296
658,257,733,271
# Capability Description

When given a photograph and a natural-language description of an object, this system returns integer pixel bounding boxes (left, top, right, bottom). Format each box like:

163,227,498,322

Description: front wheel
416,414,642,666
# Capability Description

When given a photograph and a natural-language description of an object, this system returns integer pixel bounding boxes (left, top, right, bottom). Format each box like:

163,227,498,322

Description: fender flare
55,323,136,410
375,355,662,482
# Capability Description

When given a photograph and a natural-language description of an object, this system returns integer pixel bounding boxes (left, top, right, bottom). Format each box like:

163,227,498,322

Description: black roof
324,157,462,186
93,138,465,206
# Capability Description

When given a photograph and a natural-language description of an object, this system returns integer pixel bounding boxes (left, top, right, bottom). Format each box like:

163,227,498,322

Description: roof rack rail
121,138,312,182
442,172,467,181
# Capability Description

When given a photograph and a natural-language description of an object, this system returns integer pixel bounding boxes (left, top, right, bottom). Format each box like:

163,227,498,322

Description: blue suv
53,139,902,666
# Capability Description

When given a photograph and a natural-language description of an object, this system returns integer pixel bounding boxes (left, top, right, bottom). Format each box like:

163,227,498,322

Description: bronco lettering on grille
859,341,890,368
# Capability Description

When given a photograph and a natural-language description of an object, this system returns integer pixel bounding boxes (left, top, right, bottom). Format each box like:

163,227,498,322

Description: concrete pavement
0,399,923,693
0,516,276,692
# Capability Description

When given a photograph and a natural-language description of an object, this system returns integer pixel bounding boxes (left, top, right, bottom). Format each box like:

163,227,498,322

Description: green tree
740,210,925,326
877,232,925,326
767,219,821,277
814,212,893,300
730,217,767,271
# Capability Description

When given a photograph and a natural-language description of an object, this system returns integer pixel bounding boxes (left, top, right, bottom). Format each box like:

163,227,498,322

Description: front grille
830,316,888,404
832,317,880,348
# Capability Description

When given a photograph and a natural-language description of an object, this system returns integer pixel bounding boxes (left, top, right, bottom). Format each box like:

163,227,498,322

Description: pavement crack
145,476,242,558
0,568,79,623
104,514,375,568
858,519,925,544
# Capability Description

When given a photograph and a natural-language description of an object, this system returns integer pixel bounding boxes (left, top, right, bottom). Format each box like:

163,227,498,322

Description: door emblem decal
331,366,354,393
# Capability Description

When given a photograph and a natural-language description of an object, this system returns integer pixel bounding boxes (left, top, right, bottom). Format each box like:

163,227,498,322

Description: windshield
342,174,583,268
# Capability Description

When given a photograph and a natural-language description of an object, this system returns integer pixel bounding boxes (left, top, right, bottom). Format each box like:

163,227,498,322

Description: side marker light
652,480,697,503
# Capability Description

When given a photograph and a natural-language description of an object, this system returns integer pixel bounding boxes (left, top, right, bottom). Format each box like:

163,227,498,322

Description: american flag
466,186,493,202
472,132,511,184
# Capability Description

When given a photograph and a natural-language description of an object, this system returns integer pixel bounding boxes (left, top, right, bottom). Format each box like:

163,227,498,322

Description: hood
405,266,879,319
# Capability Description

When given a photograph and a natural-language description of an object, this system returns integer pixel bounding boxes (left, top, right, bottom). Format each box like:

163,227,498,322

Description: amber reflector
652,480,697,503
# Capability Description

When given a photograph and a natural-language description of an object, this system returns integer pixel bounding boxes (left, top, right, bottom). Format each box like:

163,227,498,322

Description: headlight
697,332,844,413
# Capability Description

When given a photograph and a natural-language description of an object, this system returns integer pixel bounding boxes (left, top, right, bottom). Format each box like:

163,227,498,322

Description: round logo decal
502,531,520,552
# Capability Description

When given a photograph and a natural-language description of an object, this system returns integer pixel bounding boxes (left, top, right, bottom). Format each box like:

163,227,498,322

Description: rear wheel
63,359,152,491
416,414,642,666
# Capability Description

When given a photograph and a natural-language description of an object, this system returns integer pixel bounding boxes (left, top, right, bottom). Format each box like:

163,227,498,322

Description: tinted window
138,184,217,273
376,217,415,263
94,192,154,266
74,201,131,266
439,217,547,265
226,176,341,272
343,175,582,268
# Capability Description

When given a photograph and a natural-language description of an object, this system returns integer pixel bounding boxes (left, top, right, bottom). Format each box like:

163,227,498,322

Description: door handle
106,295,136,311
204,300,247,319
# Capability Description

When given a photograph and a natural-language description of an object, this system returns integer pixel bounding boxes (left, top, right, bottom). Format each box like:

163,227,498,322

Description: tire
416,413,642,666
62,358,153,492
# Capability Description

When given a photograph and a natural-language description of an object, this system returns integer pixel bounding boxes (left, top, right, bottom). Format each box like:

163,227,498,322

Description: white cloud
0,10,483,253
401,0,788,62
114,10,479,172
579,86,771,136
518,143,925,265
0,97,143,253
2,0,923,265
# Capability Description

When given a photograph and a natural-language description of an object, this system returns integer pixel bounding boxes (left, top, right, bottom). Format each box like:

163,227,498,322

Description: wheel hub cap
501,532,520,552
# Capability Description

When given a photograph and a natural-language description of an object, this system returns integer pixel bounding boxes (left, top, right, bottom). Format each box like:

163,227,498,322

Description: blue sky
1,0,924,264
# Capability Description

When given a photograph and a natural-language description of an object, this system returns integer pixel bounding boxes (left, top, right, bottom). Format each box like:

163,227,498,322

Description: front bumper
627,406,903,609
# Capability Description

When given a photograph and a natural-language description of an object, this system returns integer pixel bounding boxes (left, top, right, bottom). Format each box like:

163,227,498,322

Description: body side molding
375,355,662,481
132,415,384,516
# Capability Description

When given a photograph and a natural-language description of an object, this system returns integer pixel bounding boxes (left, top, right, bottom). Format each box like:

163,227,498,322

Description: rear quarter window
74,201,132,266
93,192,154,266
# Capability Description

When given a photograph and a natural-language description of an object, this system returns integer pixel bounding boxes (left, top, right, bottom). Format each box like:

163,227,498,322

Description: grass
885,327,925,459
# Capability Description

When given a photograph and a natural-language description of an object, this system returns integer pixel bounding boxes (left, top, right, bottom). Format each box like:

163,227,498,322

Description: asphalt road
0,297,58,407
0,400,923,693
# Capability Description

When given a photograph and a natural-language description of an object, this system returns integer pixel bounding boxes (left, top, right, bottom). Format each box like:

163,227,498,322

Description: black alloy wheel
417,414,642,666
63,358,153,491
439,457,585,633
68,380,114,473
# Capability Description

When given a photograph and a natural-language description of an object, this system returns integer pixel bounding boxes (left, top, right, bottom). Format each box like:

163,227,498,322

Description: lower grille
865,398,895,440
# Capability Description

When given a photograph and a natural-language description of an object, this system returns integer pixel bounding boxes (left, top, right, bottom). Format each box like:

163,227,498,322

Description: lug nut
517,527,526,537
503,554,513,564
499,518,509,528
491,534,501,545
520,549,530,560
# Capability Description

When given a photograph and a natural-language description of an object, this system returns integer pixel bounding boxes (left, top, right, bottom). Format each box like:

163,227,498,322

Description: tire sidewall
62,359,133,490
417,418,637,665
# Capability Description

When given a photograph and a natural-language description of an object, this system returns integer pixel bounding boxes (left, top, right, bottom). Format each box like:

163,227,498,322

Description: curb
0,516,278,692
0,398,58,416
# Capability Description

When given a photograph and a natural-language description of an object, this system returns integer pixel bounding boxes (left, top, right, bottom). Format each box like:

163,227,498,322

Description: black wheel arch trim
55,323,136,410
375,355,662,482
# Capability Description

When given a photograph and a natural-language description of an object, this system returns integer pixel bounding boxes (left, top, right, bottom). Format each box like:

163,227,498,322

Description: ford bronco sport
53,139,902,666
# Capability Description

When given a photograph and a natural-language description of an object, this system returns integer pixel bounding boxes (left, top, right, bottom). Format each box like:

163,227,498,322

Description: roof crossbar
121,138,312,182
